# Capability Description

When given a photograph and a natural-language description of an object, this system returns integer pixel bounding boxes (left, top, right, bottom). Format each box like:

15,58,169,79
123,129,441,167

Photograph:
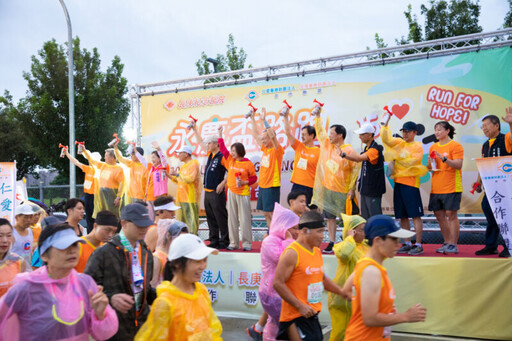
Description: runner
65,198,86,236
250,108,285,228
328,214,368,340
144,196,181,252
344,215,427,340
283,111,319,209
74,210,118,272
169,145,202,234
0,218,31,298
427,121,464,254
150,220,188,287
257,203,300,341
273,211,349,341
381,120,428,255
0,224,118,340
311,110,359,253
135,234,222,340
11,203,35,265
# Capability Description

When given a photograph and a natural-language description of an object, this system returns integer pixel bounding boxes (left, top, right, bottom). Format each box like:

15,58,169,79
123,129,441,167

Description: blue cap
400,121,418,131
364,215,415,241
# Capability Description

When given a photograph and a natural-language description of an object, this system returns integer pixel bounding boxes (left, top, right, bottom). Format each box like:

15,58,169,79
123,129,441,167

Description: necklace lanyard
50,274,84,326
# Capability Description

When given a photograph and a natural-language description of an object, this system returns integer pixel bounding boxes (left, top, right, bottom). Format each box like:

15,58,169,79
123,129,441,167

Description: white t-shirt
12,227,33,264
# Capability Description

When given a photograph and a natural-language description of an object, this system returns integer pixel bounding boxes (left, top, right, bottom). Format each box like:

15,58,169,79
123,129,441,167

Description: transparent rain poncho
0,250,31,298
259,203,299,341
135,281,222,341
328,214,369,341
0,266,118,341
380,125,428,180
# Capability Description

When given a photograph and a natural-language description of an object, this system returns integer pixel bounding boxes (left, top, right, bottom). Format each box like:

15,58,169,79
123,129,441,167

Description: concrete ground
218,317,492,341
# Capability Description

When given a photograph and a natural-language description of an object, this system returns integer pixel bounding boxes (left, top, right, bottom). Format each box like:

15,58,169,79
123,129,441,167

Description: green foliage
196,34,251,82
0,91,38,179
17,38,129,182
505,0,512,28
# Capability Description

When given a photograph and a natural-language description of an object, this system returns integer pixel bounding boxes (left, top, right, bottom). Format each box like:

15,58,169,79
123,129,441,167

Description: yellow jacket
135,281,223,341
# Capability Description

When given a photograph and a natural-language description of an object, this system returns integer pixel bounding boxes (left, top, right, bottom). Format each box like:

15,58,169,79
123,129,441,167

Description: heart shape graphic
391,104,409,120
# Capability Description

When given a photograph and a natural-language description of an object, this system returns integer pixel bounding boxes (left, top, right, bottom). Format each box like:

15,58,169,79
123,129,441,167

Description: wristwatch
341,152,347,158
442,156,448,163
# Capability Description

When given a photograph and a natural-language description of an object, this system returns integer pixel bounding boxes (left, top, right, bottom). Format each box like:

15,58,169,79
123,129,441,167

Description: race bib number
307,282,324,304
297,158,308,170
261,155,270,168
83,180,92,190
326,159,339,174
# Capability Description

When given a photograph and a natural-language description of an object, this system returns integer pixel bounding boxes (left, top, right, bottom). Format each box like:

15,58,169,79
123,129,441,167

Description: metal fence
28,185,490,245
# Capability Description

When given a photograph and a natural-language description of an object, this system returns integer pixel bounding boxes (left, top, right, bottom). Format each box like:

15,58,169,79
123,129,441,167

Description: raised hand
502,106,512,124
151,141,161,151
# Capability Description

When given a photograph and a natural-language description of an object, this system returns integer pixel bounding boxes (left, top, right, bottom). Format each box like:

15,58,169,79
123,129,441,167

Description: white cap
40,228,86,255
154,202,181,211
16,203,35,216
176,145,193,155
168,234,218,261
90,152,102,161
354,123,375,135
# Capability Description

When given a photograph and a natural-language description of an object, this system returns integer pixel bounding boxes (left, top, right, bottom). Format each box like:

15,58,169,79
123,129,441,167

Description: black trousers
204,190,229,246
84,193,95,234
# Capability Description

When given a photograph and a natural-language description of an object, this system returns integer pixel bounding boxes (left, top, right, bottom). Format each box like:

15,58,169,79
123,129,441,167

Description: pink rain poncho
0,266,118,341
258,203,299,341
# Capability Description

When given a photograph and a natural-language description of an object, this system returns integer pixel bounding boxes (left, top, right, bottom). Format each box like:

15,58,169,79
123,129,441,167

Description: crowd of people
0,104,511,340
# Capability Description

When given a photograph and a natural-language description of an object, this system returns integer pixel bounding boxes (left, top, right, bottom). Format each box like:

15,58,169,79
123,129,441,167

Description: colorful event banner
140,47,512,213
476,156,512,250
0,162,17,222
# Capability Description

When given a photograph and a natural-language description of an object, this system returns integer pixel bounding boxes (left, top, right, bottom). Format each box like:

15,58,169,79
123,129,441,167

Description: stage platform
202,242,512,340
209,241,508,259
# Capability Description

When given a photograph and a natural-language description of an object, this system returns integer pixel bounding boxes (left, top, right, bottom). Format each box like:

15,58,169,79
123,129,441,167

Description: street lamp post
58,0,76,198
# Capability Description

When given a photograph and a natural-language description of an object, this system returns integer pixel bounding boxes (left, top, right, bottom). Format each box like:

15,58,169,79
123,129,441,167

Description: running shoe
444,244,458,254
436,243,448,253
246,325,263,341
397,244,412,254
323,242,334,253
408,245,424,255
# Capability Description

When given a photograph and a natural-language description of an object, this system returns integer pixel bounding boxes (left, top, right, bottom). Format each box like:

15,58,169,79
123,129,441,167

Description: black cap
364,215,415,241
121,203,154,227
400,121,418,132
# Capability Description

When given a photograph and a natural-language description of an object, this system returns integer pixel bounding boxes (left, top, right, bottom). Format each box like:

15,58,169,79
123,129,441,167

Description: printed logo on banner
244,290,258,305
245,91,259,102
498,162,512,174
164,100,175,111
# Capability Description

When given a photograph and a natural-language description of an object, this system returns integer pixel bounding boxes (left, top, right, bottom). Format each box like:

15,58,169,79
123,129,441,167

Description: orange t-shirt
365,148,379,165
259,144,284,188
75,237,102,273
98,163,124,189
279,241,324,322
82,165,96,195
0,256,23,298
429,140,464,194
345,258,396,341
31,225,41,246
290,140,320,188
124,160,148,200
222,156,256,196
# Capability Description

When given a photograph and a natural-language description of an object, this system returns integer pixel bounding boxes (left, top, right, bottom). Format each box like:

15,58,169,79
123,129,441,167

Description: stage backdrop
140,47,512,213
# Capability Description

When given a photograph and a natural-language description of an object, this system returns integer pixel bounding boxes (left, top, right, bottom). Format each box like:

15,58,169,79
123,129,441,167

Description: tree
0,91,38,179
369,0,483,50
17,37,129,182
196,34,252,81
505,0,512,28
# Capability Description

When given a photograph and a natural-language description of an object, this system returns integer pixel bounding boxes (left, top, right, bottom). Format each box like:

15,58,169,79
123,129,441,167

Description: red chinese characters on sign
426,86,481,125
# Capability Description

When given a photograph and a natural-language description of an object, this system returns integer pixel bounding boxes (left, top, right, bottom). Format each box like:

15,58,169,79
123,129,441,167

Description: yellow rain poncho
312,117,360,216
135,281,222,341
328,214,369,341
171,159,202,234
380,126,427,187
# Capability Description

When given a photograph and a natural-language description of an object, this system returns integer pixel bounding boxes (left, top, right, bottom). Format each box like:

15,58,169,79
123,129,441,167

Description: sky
0,0,509,102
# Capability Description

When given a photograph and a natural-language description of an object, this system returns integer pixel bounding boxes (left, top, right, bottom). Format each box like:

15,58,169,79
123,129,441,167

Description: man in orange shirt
114,141,148,204
84,146,125,219
311,110,358,253
75,210,118,272
381,121,427,256
344,123,386,219
64,148,100,232
283,110,319,209
273,211,348,341
344,215,426,340
250,108,285,228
